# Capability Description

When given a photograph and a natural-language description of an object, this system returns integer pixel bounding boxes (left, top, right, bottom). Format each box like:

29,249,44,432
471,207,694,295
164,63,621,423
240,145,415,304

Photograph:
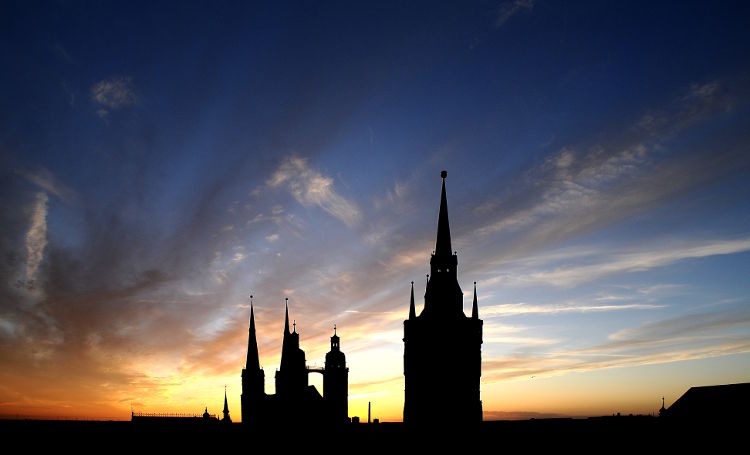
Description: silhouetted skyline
2,1,750,421
241,298,348,425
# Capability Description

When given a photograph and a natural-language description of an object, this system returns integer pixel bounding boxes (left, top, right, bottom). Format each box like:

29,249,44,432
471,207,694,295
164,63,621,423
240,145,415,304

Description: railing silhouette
132,412,216,419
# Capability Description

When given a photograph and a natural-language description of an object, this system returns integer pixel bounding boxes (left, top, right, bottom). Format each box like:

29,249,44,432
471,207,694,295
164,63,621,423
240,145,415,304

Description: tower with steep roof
275,299,308,397
222,386,232,423
241,297,265,424
324,325,349,422
403,171,483,425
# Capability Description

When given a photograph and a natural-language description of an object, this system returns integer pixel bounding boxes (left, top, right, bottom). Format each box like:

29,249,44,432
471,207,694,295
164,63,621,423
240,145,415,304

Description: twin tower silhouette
241,171,483,426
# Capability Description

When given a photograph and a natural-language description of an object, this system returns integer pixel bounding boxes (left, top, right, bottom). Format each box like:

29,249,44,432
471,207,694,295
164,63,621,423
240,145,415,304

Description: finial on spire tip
441,170,447,179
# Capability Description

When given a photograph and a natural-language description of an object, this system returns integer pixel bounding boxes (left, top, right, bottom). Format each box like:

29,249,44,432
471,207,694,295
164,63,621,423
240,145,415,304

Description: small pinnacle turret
409,281,416,320
472,282,479,319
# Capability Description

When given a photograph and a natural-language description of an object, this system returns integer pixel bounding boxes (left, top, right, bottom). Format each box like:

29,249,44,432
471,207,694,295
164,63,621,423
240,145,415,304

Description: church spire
284,298,290,334
222,385,231,423
409,281,416,319
435,170,452,258
246,298,260,371
472,282,479,319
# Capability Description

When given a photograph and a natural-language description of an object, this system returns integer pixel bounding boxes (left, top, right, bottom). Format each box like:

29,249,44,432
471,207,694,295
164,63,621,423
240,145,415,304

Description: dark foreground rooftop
1,416,744,451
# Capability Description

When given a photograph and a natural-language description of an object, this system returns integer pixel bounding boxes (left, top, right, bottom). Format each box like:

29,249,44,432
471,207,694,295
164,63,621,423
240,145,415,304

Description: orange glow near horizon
3,340,749,421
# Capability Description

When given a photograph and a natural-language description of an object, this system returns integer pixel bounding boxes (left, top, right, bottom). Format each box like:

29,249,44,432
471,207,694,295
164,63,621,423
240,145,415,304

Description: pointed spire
246,297,261,370
284,298,290,334
223,386,229,415
472,282,479,319
435,170,452,257
409,281,416,319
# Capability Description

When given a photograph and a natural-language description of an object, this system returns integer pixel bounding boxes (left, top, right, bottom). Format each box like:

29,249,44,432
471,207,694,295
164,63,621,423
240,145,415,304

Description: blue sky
1,0,749,420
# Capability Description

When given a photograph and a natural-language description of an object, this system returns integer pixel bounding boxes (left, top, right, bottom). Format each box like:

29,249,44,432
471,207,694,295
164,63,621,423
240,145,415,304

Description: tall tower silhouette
403,171,483,425
241,300,265,424
324,325,349,422
275,299,308,397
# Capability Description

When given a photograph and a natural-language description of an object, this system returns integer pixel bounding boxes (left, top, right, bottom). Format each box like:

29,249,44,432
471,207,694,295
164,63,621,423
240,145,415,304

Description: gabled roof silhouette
666,382,750,419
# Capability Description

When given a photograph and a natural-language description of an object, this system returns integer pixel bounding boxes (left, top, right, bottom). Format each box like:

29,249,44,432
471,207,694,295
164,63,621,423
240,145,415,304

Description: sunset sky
2,1,750,421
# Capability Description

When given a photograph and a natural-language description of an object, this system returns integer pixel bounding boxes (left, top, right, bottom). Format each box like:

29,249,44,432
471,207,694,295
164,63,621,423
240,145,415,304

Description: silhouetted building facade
403,171,483,425
241,300,349,426
663,382,750,421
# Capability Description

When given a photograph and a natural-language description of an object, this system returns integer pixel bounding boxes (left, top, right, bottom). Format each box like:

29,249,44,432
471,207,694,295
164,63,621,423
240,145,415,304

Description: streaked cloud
17,168,77,204
53,43,73,63
268,155,362,228
484,308,750,382
495,0,535,27
482,302,665,317
469,80,746,266
24,192,48,283
606,308,750,344
488,238,750,288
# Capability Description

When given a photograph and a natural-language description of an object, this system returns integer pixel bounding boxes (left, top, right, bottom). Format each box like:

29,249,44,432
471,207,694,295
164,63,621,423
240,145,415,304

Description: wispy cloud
90,77,137,118
25,192,48,283
474,143,649,239
17,168,77,204
606,309,750,345
268,155,361,228
495,0,535,28
489,238,750,288
484,308,750,382
53,43,73,64
468,80,747,265
482,302,665,317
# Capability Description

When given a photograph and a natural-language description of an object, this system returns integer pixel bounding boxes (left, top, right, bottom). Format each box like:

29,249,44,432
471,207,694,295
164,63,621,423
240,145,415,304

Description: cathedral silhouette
403,171,483,425
241,299,349,425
